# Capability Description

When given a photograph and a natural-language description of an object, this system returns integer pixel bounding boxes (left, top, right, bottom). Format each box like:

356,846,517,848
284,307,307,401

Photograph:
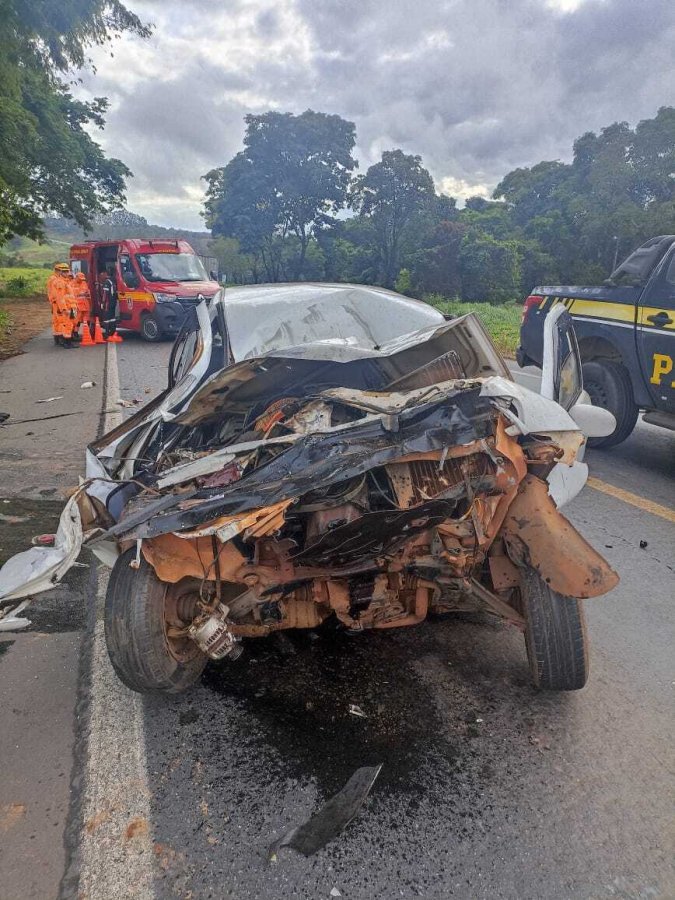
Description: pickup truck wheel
520,568,589,691
104,549,207,694
140,313,162,342
582,359,639,448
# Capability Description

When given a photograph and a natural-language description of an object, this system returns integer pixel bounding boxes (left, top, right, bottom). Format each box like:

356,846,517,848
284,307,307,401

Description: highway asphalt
0,332,673,899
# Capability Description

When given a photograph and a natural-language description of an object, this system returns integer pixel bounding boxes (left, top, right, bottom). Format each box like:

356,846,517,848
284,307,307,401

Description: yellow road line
587,477,675,523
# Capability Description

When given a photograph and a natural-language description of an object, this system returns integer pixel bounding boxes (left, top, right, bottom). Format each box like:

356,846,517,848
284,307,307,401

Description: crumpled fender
499,474,619,599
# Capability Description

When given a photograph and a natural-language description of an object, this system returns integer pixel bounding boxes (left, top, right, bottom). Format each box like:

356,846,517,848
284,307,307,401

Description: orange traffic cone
94,321,106,344
107,329,123,343
80,324,95,346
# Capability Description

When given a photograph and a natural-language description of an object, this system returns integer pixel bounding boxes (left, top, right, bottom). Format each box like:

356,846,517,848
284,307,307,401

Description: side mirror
568,400,616,438
541,305,582,410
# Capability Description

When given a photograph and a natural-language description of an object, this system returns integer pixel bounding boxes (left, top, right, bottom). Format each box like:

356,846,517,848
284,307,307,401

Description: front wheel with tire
520,568,589,691
140,313,162,342
104,549,207,694
582,359,638,448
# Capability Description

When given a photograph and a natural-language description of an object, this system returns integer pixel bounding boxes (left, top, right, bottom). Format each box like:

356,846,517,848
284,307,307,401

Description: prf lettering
650,353,675,387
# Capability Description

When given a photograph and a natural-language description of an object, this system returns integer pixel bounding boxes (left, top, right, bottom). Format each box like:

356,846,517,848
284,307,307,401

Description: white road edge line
78,342,156,900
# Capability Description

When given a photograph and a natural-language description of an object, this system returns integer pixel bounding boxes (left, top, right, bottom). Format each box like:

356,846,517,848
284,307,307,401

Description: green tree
458,232,521,303
495,108,675,281
0,0,150,243
208,237,257,284
408,220,466,298
204,110,356,281
350,150,435,287
316,216,380,284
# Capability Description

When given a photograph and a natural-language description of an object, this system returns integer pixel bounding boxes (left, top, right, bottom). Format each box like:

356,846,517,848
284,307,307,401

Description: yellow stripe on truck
122,291,154,302
567,298,636,324
546,297,675,332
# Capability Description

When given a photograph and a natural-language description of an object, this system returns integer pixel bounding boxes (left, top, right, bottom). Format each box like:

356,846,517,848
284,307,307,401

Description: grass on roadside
425,295,522,357
0,266,50,299
0,267,51,356
1,235,71,268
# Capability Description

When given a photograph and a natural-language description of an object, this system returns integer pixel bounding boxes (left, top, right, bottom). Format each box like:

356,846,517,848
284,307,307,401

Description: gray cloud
79,0,675,227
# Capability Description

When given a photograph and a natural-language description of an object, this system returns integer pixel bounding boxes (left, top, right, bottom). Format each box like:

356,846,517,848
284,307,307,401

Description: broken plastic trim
270,764,383,858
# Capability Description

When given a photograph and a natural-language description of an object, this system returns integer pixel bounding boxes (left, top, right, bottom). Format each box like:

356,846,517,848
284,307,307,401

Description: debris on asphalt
0,600,31,631
349,703,367,718
639,540,648,549
80,381,96,389
270,764,382,858
0,412,9,424
35,396,63,404
330,889,342,898
3,411,81,426
0,513,29,524
529,734,552,751
116,399,135,408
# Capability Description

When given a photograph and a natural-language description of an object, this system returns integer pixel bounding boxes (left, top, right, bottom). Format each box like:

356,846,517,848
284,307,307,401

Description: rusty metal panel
142,533,245,583
499,475,619,599
488,555,521,590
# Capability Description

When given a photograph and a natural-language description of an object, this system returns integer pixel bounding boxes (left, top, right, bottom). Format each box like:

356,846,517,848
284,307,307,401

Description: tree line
0,0,150,246
204,107,675,302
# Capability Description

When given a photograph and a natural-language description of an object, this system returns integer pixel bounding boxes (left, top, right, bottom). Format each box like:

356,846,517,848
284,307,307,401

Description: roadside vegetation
0,268,50,359
426,297,521,356
0,267,49,298
204,107,675,303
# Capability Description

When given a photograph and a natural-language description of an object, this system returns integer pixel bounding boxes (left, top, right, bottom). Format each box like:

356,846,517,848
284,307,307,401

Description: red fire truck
69,239,220,341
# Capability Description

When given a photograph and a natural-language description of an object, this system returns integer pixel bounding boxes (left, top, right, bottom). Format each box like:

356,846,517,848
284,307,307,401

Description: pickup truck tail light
521,294,543,323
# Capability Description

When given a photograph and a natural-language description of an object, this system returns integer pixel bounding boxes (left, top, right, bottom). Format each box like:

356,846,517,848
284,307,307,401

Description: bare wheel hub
162,584,202,663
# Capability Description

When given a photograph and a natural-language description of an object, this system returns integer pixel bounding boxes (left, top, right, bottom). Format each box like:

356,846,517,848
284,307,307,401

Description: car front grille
175,294,216,305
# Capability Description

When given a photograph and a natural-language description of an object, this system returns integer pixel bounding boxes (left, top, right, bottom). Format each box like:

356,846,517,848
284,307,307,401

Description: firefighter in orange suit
46,262,67,307
73,272,92,339
49,263,78,347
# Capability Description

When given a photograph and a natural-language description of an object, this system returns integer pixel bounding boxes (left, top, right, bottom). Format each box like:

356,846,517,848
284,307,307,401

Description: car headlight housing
153,292,174,304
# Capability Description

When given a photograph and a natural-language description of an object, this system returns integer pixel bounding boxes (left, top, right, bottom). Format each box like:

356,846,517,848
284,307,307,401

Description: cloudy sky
79,0,675,229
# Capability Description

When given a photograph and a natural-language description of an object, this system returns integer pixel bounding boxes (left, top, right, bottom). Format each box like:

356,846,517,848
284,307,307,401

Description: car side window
119,254,138,289
664,253,675,297
641,247,675,311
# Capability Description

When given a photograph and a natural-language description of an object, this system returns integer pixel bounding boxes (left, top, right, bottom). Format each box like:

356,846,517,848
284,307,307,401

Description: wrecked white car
0,285,618,693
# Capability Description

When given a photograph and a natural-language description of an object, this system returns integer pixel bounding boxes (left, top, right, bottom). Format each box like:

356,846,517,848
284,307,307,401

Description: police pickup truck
518,235,675,447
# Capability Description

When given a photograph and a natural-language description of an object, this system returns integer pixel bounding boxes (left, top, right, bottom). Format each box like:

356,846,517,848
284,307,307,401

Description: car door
540,304,582,411
637,246,675,413
117,251,141,327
